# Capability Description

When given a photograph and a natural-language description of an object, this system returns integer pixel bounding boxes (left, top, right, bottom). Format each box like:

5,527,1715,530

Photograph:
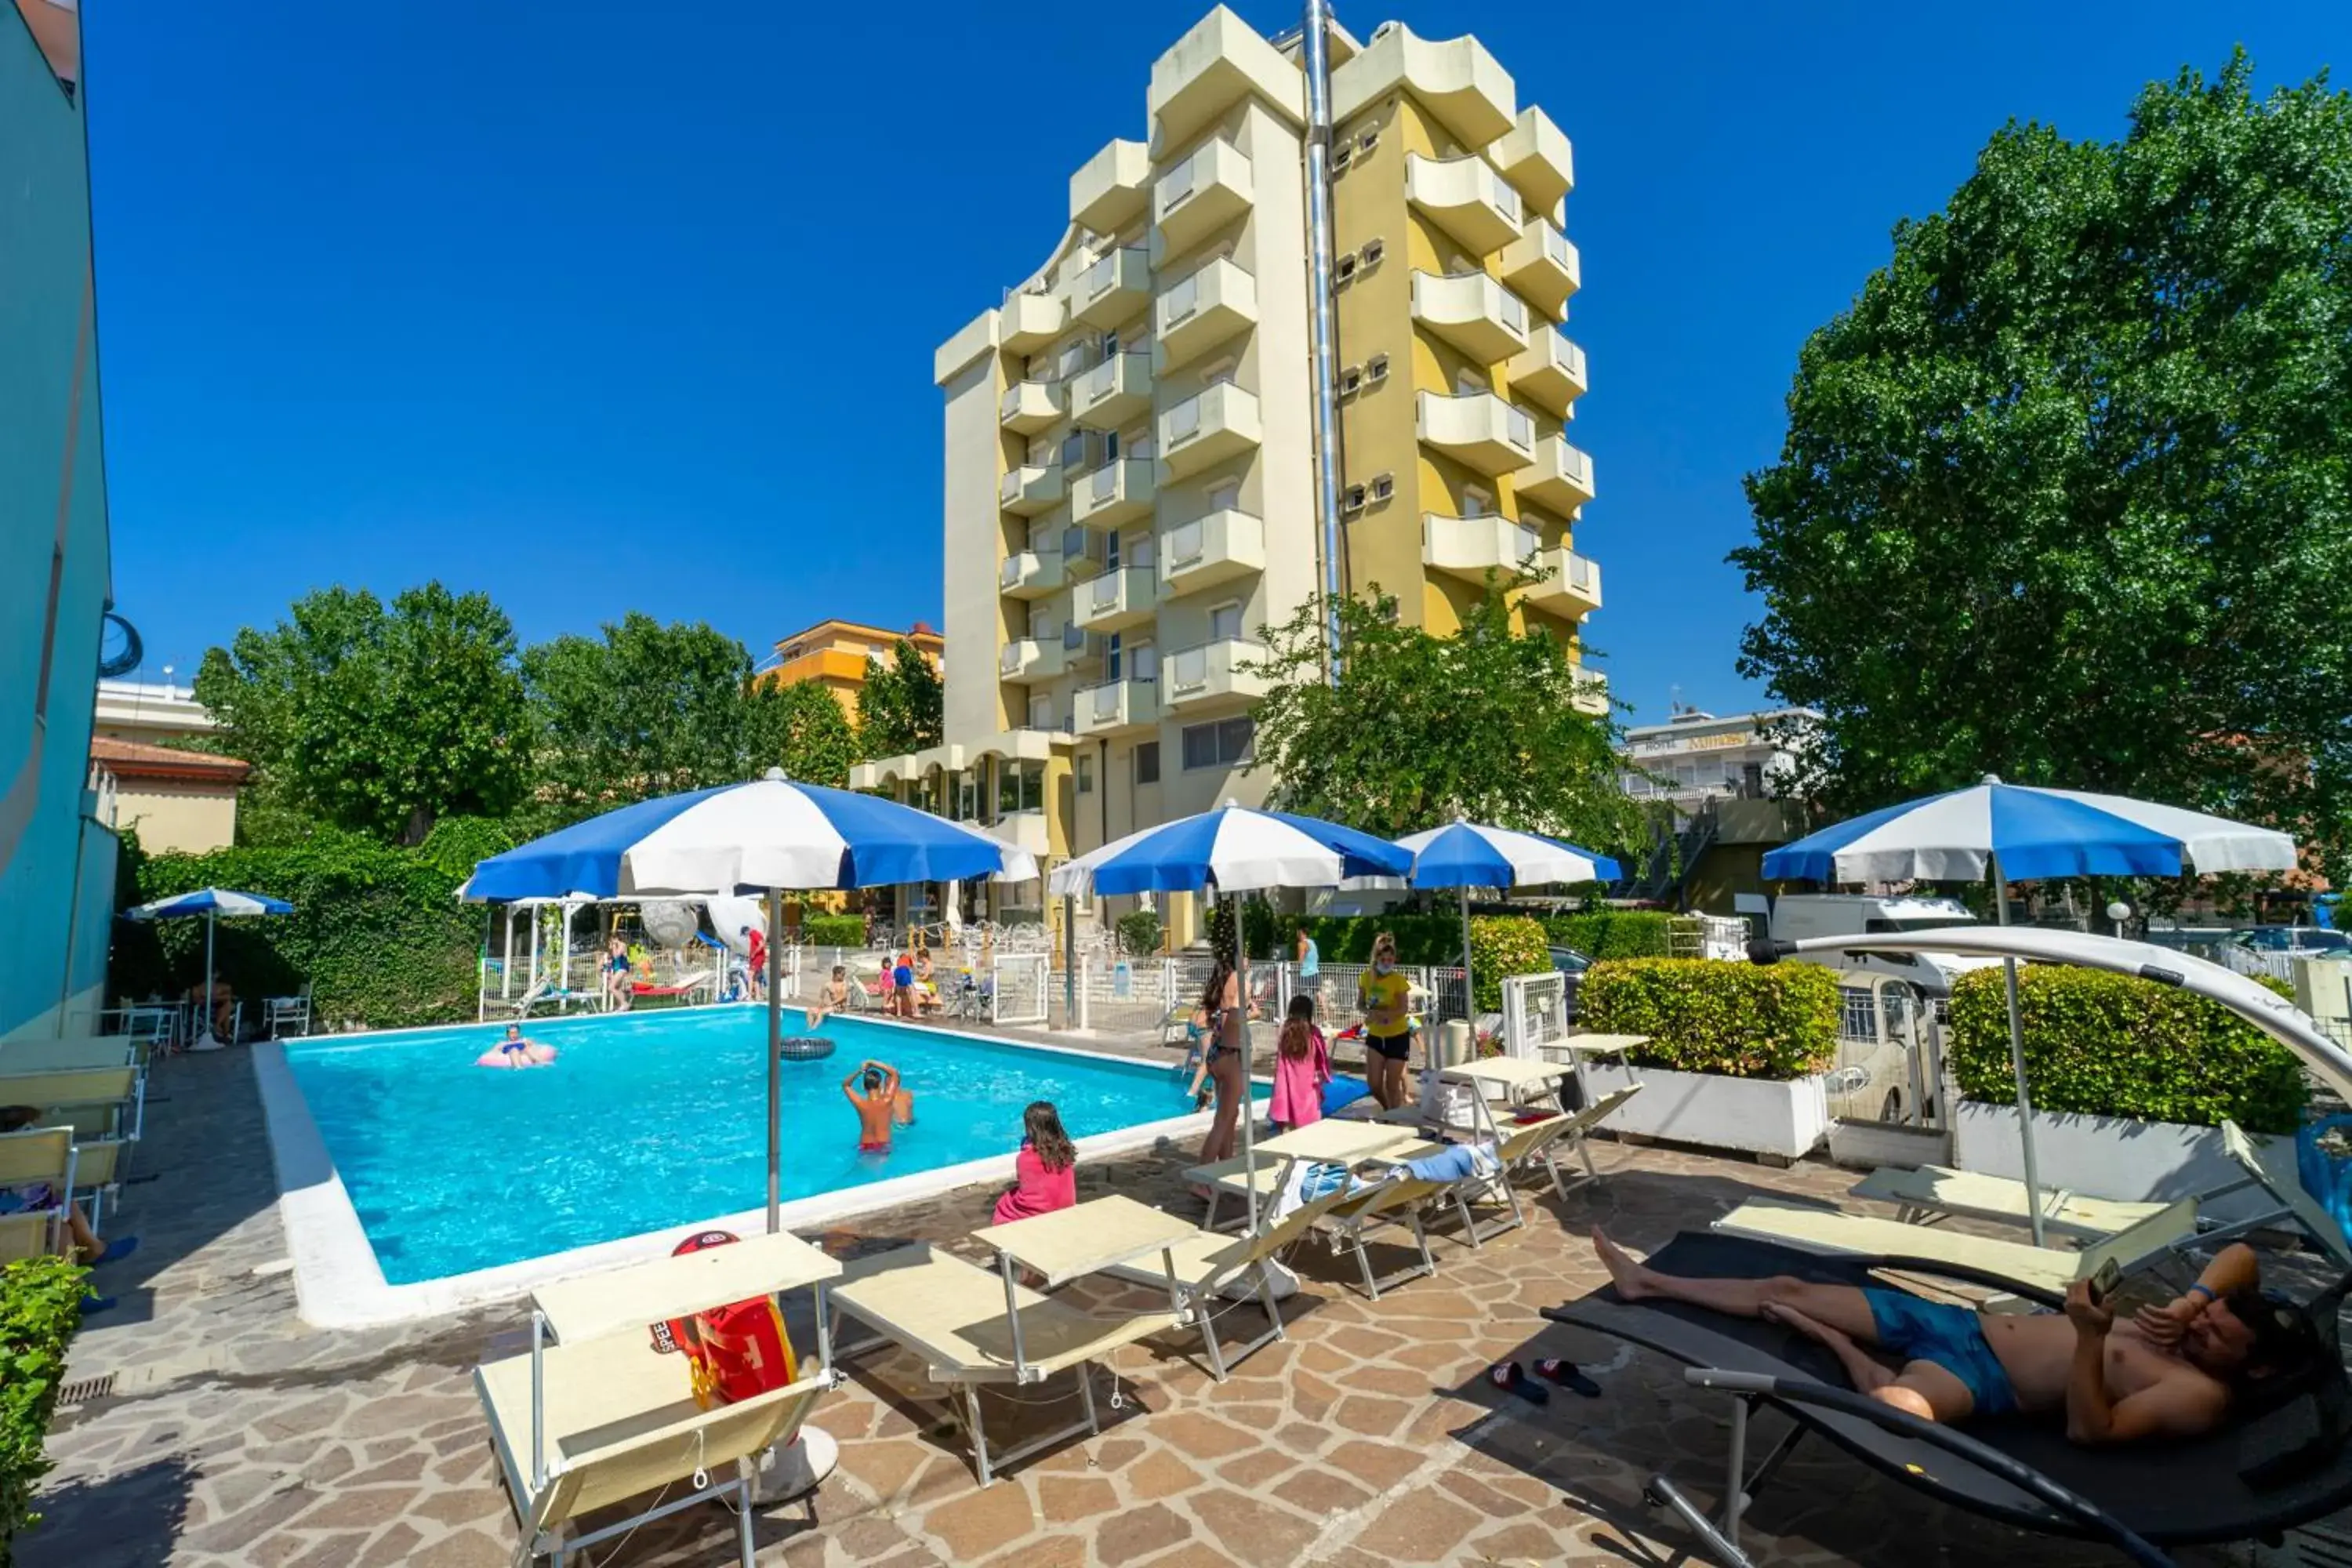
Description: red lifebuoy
648,1230,799,1409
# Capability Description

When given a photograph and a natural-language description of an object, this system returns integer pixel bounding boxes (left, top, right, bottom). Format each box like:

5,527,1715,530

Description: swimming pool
281,1010,1207,1285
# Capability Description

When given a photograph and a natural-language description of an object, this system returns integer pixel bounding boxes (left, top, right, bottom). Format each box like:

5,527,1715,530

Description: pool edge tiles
251,1018,1224,1329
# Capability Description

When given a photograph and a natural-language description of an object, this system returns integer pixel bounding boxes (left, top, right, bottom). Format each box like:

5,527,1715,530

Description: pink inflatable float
477,1026,557,1068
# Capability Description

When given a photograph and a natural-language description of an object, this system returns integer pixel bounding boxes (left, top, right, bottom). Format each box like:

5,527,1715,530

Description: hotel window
1135,742,1161,786
1207,481,1242,513
1359,238,1385,269
1029,695,1054,731
1181,716,1254,770
1209,601,1243,642
1364,353,1389,383
1076,754,1094,795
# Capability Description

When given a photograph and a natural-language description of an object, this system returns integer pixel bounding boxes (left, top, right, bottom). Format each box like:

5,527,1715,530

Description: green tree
746,680,862,788
194,583,528,844
1732,55,2352,877
1247,574,1642,852
521,613,764,821
856,638,944,759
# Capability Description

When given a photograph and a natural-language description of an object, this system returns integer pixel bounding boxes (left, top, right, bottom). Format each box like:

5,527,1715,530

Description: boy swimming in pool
844,1060,901,1152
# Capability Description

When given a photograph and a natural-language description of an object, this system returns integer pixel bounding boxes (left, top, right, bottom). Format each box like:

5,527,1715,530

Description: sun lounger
0,1127,74,1250
67,1138,132,1229
0,1035,140,1073
1713,1195,2200,1303
1320,1174,1451,1299
1848,1163,2171,1240
2212,1120,2352,1269
1097,1181,1357,1377
1543,1230,2352,1563
0,1067,141,1143
828,1242,1181,1485
473,1229,840,1566
0,1211,50,1265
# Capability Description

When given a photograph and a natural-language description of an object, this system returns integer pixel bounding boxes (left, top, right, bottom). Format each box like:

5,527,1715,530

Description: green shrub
1542,910,1679,959
1578,958,1839,1081
1948,966,2307,1134
1116,909,1164,957
1465,916,1547,1011
2,1256,87,1558
800,915,867,949
111,830,483,1031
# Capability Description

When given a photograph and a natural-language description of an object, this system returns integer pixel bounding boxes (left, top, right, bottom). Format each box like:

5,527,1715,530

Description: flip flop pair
1488,1359,1602,1405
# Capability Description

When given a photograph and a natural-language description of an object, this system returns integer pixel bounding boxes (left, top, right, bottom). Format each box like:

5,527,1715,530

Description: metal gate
991,953,1050,1026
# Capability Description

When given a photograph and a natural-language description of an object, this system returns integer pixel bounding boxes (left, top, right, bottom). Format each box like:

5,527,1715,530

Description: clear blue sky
81,1,2342,720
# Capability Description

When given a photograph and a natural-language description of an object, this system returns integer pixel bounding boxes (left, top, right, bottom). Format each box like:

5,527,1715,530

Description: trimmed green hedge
800,915,866,948
1578,958,1840,1081
1541,910,1679,960
112,831,484,1031
1949,966,2307,1134
2,1256,87,1559
1465,916,1548,1011
1116,910,1164,957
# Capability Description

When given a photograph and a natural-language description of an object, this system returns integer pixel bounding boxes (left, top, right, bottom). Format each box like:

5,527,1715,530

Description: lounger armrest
1675,1368,2172,1568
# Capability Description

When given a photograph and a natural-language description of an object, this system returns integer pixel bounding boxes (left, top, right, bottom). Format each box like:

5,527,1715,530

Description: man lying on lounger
1592,1228,2319,1444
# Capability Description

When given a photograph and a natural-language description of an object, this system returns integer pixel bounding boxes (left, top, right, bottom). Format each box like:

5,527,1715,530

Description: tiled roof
89,735,252,784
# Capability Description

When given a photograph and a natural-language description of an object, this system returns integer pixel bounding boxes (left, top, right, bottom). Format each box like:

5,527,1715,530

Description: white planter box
1583,1062,1831,1161
1954,1102,2282,1225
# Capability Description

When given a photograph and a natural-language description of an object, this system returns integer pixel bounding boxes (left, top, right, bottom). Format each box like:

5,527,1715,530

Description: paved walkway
23,1046,2215,1567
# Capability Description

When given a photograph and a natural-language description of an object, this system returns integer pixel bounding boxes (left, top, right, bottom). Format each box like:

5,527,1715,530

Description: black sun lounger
1542,1232,2352,1566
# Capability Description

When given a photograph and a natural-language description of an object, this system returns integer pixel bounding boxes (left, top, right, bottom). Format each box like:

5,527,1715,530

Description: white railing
1499,292,1526,332
1504,403,1534,448
992,953,1051,1025
1162,271,1199,325
1166,519,1203,568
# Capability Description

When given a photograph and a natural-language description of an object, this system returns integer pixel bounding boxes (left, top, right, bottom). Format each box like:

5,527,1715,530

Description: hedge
2,1256,87,1561
1577,958,1840,1081
1541,910,1679,960
1288,913,1552,1011
111,830,486,1031
1948,966,2307,1134
1116,910,1164,957
800,914,867,948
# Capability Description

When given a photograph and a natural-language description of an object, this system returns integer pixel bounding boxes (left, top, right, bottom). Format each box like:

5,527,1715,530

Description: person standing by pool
1295,926,1321,1010
992,1101,1077,1225
891,952,916,1018
1195,949,1247,1165
1267,994,1330,1133
741,924,768,1004
604,938,634,1012
844,1061,902,1153
1356,931,1415,1110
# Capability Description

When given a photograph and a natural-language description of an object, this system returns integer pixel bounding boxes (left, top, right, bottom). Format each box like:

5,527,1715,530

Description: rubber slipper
79,1295,116,1317
93,1236,140,1267
1535,1359,1602,1397
1487,1361,1548,1405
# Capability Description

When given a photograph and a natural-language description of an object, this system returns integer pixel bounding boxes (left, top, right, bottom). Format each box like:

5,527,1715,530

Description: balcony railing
1415,390,1536,476
997,550,1064,599
1501,219,1581,319
1516,434,1597,514
1160,508,1266,595
1508,332,1588,418
997,379,1065,434
1075,677,1159,738
1410,270,1530,364
1155,137,1254,256
1159,383,1261,477
1075,565,1156,633
1066,246,1150,328
1070,350,1152,430
1069,458,1155,530
1406,151,1522,254
999,463,1065,516
1156,256,1258,372
1161,637,1269,709
1526,548,1602,619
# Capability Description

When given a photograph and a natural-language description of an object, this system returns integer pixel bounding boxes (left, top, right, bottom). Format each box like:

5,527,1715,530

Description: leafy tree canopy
746,679,862,789
857,639,944,760
193,583,528,844
1733,54,2352,877
1247,575,1642,853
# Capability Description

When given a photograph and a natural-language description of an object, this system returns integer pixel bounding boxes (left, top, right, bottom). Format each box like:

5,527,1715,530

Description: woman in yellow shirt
1356,931,1416,1110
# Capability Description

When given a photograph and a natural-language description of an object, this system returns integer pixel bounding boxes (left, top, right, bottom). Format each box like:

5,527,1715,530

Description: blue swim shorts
1862,1288,2017,1416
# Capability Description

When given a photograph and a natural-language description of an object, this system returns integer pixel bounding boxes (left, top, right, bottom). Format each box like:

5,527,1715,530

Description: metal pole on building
1062,892,1077,1027
1301,0,1347,687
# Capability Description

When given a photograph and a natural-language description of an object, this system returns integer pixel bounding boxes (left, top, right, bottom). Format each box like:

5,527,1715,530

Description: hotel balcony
1485,107,1575,220
1075,677,1159,739
1074,565,1157,635
1572,670,1610,717
1406,152,1523,256
998,636,1066,684
1154,137,1254,257
1161,508,1265,597
1069,351,1152,430
1508,332,1588,418
999,463,1065,517
1059,525,1107,579
1410,270,1530,365
998,379,1065,435
993,808,1054,857
1330,25,1515,147
1156,256,1258,372
1065,246,1151,329
1146,6,1303,154
1516,434,1597,513
1063,623,1110,672
1159,383,1261,478
1526,548,1602,619
1070,138,1151,234
1161,637,1270,712
1000,289,1067,356
1422,513,1542,586
1416,390,1536,477
1501,220,1581,320
1069,458,1155,529
998,549,1064,600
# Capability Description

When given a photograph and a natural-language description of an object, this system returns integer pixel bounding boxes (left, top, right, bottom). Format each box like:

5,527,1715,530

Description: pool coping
252,1013,1236,1329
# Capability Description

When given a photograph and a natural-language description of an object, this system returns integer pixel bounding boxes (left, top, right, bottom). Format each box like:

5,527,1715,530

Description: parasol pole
1990,850,2047,1248
766,886,784,1234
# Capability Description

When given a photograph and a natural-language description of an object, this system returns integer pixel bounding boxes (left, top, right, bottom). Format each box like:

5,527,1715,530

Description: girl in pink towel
992,1102,1077,1226
1267,994,1330,1133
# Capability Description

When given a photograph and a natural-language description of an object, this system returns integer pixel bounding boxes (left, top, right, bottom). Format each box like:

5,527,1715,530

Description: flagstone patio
21,1046,2262,1567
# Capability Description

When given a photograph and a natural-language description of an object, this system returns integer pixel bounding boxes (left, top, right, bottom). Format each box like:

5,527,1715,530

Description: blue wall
1,6,116,1038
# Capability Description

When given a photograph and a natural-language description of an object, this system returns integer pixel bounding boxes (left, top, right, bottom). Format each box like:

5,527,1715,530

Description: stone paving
19,1042,2281,1568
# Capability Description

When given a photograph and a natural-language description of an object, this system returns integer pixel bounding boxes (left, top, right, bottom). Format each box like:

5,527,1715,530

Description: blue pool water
283,1011,1202,1284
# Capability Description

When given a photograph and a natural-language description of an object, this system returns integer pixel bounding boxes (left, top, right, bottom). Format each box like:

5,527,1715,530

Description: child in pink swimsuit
1267,994,1330,1133
992,1102,1077,1225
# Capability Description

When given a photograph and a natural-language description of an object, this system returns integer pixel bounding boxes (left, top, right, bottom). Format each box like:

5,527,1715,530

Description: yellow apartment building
853,7,1601,944
758,619,943,719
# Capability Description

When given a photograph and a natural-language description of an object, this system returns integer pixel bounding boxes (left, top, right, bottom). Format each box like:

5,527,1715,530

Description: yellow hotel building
855,8,1601,942
759,619,944,720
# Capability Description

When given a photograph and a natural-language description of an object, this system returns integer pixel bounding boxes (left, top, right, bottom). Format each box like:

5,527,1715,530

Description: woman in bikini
1194,949,1247,1164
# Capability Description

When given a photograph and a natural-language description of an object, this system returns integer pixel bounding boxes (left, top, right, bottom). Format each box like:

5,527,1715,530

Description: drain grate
55,1374,114,1406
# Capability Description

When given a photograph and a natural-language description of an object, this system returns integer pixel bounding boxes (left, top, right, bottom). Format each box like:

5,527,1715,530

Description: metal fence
1502,971,1570,1058
992,953,1051,1025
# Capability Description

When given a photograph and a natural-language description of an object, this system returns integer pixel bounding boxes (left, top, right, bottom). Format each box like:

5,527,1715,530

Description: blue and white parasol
1762,775,2297,1243
127,888,296,1051
1396,820,1622,1029
1046,802,1412,898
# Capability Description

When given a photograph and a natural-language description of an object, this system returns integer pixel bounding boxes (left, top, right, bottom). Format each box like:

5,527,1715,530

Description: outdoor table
1536,1032,1650,1109
971,1195,1201,1377
1181,1120,1430,1217
1436,1056,1577,1142
1261,1118,1428,1162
